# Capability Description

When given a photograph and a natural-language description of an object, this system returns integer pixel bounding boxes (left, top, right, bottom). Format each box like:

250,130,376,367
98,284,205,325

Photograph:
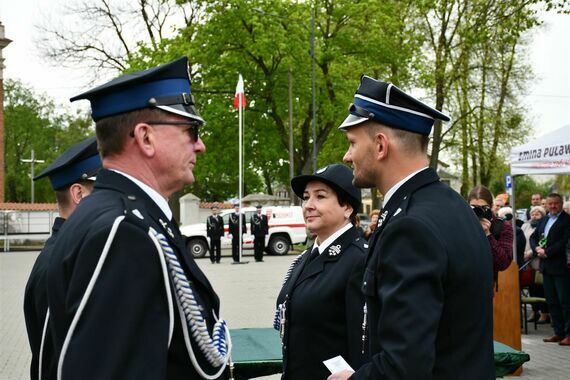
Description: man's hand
327,370,354,380
535,246,546,258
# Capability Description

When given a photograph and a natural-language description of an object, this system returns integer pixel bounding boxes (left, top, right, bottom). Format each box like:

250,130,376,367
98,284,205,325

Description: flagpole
238,83,243,263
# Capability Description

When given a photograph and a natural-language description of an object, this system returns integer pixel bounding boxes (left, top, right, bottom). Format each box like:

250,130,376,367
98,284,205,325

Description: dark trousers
543,273,570,336
232,236,241,262
254,235,265,262
209,239,221,263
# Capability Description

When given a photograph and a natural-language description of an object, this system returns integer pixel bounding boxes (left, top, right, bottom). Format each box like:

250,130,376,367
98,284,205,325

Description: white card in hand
323,355,354,374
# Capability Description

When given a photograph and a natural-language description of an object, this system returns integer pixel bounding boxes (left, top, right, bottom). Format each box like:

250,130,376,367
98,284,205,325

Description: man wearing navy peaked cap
24,136,101,380
46,57,231,379
250,204,268,262
229,203,247,262
329,76,494,380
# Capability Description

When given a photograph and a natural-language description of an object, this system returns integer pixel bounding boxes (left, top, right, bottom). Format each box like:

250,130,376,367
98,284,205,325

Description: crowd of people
22,57,569,380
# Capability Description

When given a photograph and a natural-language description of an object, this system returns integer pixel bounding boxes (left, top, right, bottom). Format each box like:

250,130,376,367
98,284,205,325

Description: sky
1,1,569,139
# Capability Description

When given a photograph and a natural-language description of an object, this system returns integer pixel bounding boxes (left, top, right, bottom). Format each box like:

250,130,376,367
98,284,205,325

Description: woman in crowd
522,206,550,323
275,164,367,380
363,209,380,241
467,185,513,288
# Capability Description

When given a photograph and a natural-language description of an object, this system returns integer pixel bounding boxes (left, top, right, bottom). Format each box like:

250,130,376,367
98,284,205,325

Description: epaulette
352,237,369,253
118,193,150,229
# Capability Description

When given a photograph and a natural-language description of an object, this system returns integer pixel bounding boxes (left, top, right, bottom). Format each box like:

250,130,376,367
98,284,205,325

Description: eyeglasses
129,120,200,142
145,121,200,142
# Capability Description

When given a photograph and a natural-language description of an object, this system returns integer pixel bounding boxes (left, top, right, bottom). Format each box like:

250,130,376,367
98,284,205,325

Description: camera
472,205,493,221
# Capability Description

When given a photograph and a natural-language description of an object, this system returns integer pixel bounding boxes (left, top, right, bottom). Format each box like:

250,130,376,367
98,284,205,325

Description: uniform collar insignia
132,209,144,220
328,244,342,257
159,218,175,238
377,210,388,229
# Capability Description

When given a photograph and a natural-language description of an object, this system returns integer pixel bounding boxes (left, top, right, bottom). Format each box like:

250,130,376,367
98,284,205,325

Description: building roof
199,202,234,210
0,202,58,211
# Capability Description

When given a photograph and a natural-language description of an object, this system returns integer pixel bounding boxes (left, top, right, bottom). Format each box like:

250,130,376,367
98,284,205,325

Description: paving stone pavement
1,250,569,379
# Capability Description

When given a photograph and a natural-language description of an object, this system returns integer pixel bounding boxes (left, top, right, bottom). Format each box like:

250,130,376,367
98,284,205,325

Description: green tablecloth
231,328,282,380
230,328,531,379
493,341,530,377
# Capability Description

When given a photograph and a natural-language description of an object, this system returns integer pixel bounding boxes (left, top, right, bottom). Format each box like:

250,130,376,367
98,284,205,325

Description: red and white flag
233,74,246,109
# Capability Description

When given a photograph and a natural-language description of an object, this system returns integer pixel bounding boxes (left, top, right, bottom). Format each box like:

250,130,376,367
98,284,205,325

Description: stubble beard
352,166,377,189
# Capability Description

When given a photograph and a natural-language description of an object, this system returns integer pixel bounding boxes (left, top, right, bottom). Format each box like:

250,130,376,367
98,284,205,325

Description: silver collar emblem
328,244,341,256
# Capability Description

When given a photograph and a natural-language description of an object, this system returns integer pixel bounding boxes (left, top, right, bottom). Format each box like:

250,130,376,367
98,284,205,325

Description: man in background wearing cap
250,204,269,262
229,203,247,263
329,76,494,379
46,57,231,379
207,204,224,263
24,136,101,380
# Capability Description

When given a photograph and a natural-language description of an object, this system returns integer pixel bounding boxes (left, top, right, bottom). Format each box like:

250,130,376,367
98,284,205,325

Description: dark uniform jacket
530,211,570,275
277,226,367,380
228,212,246,236
207,214,224,240
351,168,495,380
46,170,226,379
250,213,269,237
24,217,65,380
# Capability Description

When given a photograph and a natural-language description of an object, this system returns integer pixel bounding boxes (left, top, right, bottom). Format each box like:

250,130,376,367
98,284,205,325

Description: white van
180,206,307,258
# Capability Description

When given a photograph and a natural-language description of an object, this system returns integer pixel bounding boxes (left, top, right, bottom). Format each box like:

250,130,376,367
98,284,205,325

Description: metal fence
1,210,58,251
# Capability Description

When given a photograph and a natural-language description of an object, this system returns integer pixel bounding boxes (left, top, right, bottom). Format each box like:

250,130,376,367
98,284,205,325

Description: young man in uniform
329,76,494,380
24,136,101,380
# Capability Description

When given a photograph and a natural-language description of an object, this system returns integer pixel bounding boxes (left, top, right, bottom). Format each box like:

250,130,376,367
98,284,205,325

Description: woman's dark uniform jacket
350,168,495,380
24,217,65,379
46,170,226,379
277,226,367,380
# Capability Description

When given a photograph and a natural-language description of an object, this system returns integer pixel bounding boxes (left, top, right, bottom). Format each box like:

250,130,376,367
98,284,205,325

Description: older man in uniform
329,76,494,380
24,137,101,380
46,57,230,379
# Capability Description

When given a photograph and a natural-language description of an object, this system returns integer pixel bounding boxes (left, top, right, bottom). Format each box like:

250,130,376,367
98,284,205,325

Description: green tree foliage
4,79,94,203
128,0,421,199
37,0,559,201
425,0,541,194
512,175,552,209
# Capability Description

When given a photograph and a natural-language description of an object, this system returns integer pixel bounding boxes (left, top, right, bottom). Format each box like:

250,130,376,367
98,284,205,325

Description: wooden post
493,260,523,375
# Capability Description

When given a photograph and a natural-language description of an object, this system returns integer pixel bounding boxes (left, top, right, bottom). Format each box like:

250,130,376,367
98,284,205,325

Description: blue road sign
505,174,512,189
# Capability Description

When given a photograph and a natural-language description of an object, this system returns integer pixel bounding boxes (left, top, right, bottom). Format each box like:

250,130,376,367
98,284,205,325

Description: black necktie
307,247,320,263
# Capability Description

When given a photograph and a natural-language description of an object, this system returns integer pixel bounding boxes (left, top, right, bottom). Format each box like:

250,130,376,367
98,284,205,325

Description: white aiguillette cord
273,250,307,331
149,227,233,379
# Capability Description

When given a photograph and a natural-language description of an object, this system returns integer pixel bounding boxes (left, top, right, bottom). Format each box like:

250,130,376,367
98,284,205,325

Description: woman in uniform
275,164,367,379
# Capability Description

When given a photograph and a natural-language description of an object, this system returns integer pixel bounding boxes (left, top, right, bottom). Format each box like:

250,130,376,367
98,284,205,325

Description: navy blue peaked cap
34,136,102,190
339,75,450,135
70,57,204,124
291,164,361,212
